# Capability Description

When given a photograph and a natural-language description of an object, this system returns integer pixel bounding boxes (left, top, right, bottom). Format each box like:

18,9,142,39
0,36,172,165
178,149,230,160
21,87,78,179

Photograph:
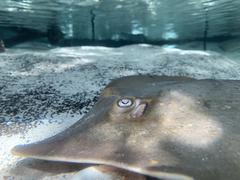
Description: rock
0,40,6,53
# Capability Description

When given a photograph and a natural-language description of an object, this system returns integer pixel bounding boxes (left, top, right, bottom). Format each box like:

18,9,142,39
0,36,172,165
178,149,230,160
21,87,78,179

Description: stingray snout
11,144,39,157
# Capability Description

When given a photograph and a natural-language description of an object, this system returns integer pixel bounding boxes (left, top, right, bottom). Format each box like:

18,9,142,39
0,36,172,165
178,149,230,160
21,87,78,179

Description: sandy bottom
0,42,240,179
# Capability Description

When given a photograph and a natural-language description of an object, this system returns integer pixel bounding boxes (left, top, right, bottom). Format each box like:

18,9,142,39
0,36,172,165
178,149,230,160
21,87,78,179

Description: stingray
12,75,240,180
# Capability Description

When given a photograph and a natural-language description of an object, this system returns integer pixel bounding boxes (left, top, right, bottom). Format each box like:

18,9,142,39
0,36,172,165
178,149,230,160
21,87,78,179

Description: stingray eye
117,98,133,108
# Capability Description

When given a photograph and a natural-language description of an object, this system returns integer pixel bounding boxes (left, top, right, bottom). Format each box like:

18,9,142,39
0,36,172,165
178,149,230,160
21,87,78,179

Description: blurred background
0,0,240,51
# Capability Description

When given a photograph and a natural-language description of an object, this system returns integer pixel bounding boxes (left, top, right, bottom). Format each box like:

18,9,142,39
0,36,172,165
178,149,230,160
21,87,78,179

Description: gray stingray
12,75,240,180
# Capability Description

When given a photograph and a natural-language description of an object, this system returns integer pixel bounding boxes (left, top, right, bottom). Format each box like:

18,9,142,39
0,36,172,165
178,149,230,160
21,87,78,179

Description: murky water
0,0,240,42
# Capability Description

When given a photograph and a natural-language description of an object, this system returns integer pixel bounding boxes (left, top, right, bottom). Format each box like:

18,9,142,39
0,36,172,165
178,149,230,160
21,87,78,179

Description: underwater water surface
1,0,240,48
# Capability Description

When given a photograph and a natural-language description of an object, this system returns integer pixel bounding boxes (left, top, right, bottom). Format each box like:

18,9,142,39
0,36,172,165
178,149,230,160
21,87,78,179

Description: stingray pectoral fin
11,139,59,159
11,96,117,161
10,126,109,162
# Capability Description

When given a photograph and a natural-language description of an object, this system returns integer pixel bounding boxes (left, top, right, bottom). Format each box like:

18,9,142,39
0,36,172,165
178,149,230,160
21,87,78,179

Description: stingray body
12,76,240,180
